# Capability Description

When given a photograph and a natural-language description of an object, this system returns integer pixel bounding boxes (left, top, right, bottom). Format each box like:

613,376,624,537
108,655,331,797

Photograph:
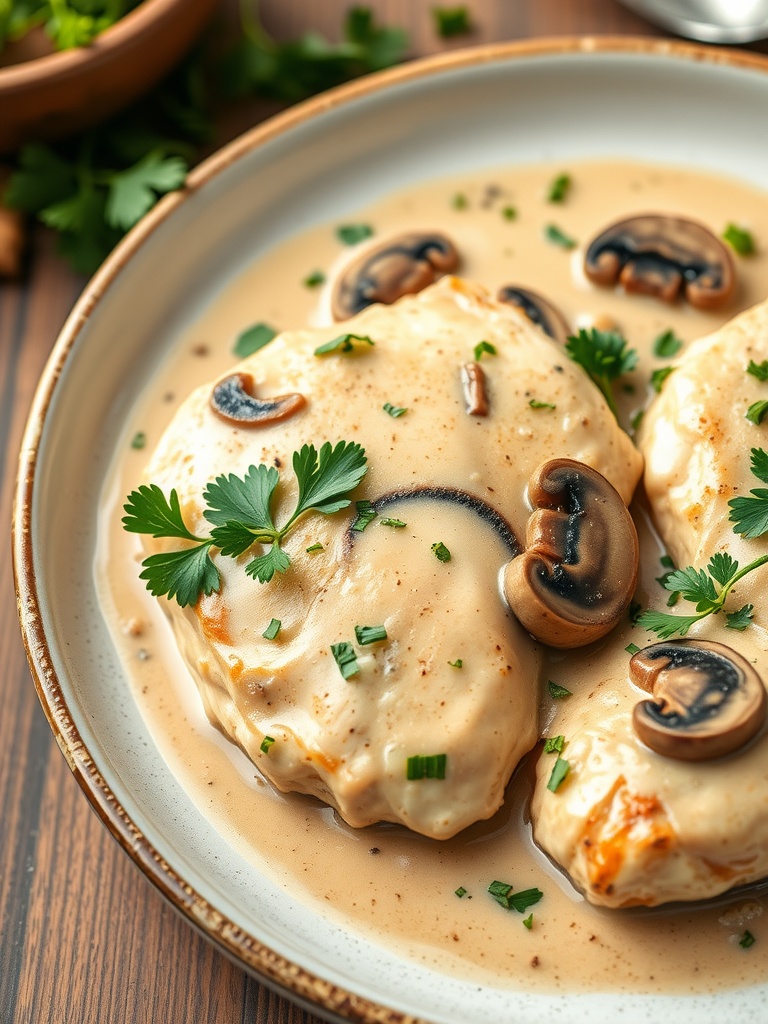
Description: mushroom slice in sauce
584,214,735,310
630,640,767,761
461,361,489,416
496,285,571,345
210,372,306,426
502,459,639,648
331,231,459,320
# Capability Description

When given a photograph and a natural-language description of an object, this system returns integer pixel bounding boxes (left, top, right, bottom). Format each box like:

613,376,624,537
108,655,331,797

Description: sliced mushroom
346,485,519,555
210,372,306,426
496,285,571,345
331,231,460,320
584,214,735,310
502,459,638,648
461,361,489,416
630,640,767,761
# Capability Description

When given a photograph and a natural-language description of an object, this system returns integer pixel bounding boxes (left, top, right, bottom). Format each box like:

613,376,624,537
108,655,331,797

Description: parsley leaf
124,441,367,604
729,448,768,537
233,322,277,358
723,223,755,256
314,333,375,356
433,6,472,37
638,552,768,638
105,151,187,231
565,328,638,418
488,881,543,913
748,360,768,382
746,400,768,425
653,329,683,358
547,681,572,699
336,223,374,246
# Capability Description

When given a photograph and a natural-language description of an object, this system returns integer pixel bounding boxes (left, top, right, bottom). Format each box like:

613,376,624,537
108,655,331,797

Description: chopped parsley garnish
543,735,565,755
726,604,754,631
529,399,556,411
488,881,543,913
474,340,497,360
306,542,324,553
448,658,463,668
352,499,378,532
455,886,468,898
431,541,452,563
433,6,472,37
625,642,641,655
547,757,570,792
746,400,768,425
523,913,534,930
260,735,275,754
564,328,638,418
502,205,517,221
653,328,683,358
740,929,756,949
331,641,359,679
123,440,367,604
314,333,375,356
547,681,572,699
729,448,768,537
407,753,447,780
383,402,407,417
262,618,281,640
336,223,373,246
651,366,675,394
544,224,576,249
452,192,468,210
630,409,644,433
660,554,675,568
131,431,146,450
638,552,768,639
547,173,571,203
747,359,768,382
303,269,326,288
380,517,407,528
355,624,388,645
723,223,755,256
234,322,277,358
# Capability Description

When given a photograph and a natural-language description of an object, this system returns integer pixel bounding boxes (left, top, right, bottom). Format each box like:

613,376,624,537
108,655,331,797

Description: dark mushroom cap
331,231,460,321
210,372,306,426
584,214,735,310
496,285,571,345
631,640,767,761
502,459,639,648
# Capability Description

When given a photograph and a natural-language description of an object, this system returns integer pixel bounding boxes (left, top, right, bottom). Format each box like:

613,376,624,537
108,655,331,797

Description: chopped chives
543,735,565,755
546,757,570,793
474,339,497,360
625,643,641,655
547,681,572,699
306,542,324,554
544,224,576,249
448,658,463,668
380,517,407,528
314,333,375,356
233,322,277,358
352,500,377,532
431,541,451,563
331,641,359,679
383,402,407,418
262,618,281,640
337,223,373,246
547,173,571,203
131,431,146,450
303,269,325,288
407,753,447,780
747,359,768,381
355,624,388,645
455,886,468,898
260,736,275,754
529,399,556,410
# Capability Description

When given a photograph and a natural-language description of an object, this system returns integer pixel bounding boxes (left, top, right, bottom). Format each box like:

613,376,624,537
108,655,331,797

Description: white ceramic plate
15,38,768,1024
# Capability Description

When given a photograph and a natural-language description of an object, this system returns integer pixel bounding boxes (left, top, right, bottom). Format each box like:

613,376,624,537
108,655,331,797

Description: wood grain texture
0,1,701,1022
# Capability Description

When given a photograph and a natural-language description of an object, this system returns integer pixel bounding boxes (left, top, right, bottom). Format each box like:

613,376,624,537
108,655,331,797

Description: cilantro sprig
123,441,367,604
564,328,639,418
637,552,768,639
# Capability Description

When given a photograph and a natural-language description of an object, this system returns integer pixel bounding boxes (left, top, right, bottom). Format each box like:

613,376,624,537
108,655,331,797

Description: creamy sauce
97,160,768,992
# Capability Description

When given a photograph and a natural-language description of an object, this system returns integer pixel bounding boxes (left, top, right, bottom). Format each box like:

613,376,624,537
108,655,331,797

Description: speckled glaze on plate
13,37,768,1024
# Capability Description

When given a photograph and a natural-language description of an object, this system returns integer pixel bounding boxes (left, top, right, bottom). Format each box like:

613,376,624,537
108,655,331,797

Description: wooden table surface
0,0,725,1021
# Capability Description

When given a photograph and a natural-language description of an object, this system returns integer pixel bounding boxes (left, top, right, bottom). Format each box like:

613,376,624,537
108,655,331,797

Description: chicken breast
531,299,768,906
142,277,642,839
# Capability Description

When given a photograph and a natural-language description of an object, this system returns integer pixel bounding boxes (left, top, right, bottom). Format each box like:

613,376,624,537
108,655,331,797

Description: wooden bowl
0,0,220,153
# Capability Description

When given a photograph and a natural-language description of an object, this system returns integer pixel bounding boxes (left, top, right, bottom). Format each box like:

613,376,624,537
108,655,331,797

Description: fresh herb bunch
4,56,210,272
122,440,367,607
639,450,768,638
0,0,140,52
564,328,639,418
220,3,408,102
